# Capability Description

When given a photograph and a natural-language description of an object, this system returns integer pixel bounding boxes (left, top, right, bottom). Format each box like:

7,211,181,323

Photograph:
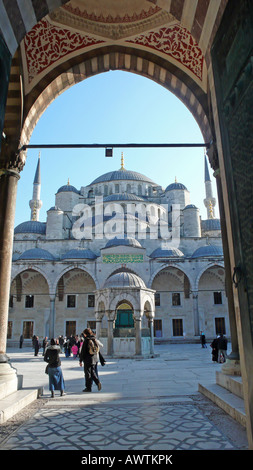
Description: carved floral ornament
21,17,206,94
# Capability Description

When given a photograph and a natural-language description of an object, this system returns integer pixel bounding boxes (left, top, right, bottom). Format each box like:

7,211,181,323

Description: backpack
87,338,99,356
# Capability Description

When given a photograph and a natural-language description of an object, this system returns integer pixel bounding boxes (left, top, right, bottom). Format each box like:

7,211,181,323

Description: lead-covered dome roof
191,245,223,258
104,237,142,249
104,271,146,289
14,221,46,235
18,248,55,260
149,247,184,258
165,182,187,191
61,249,97,260
57,184,80,194
90,169,155,185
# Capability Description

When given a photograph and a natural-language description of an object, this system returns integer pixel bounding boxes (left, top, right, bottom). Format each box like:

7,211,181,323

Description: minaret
29,153,42,221
203,153,216,219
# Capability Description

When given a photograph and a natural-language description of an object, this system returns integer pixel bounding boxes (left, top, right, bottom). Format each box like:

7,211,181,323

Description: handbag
45,364,49,374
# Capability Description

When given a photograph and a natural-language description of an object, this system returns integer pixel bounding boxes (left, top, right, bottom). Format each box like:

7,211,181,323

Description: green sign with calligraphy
102,254,144,264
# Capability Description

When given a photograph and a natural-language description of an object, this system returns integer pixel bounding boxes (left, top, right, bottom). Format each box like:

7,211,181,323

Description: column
95,311,103,340
48,295,56,339
192,291,200,336
106,310,114,356
0,166,20,377
149,312,155,356
134,310,142,356
215,170,239,362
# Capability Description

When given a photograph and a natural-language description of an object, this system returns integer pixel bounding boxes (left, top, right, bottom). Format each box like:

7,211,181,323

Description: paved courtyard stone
0,343,248,454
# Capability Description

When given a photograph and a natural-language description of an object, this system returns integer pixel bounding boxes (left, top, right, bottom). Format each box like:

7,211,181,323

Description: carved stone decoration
21,18,105,92
126,25,204,82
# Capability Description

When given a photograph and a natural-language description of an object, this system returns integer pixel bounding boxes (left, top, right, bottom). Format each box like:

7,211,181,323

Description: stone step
0,387,43,424
0,375,23,400
198,382,246,428
216,371,244,399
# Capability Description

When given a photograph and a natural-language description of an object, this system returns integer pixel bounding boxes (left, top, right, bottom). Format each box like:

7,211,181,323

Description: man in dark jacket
217,334,228,363
79,328,102,392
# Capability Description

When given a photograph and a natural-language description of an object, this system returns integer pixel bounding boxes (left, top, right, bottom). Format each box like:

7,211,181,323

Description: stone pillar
48,295,56,339
134,310,142,356
214,170,240,364
0,164,21,377
192,291,200,336
95,311,103,340
149,312,155,356
106,310,114,356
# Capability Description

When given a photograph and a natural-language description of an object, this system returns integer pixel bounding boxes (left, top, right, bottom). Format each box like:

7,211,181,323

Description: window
87,321,96,331
154,319,162,337
215,318,226,335
172,293,181,306
173,319,183,336
66,321,76,337
88,294,95,308
155,293,160,307
25,295,34,308
214,291,222,304
67,295,76,308
23,321,34,339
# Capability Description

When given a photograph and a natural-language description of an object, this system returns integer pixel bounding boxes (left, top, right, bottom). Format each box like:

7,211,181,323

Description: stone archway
1,0,253,448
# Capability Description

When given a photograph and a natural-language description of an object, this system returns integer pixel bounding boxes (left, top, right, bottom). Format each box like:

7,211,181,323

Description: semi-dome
61,249,97,260
18,248,55,261
103,193,146,202
165,182,187,191
149,247,184,258
104,271,146,289
90,168,155,185
14,221,46,235
104,237,142,249
57,184,80,194
191,245,223,258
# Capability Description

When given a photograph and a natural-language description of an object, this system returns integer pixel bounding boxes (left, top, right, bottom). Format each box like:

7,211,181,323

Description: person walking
200,331,207,348
34,336,41,356
217,334,228,363
210,336,219,362
79,328,102,393
42,336,48,356
44,338,66,398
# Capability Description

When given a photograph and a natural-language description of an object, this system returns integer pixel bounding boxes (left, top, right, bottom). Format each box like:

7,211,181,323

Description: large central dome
90,168,155,185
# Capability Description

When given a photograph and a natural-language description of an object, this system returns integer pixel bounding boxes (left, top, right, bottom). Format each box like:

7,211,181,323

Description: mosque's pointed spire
29,153,42,221
120,152,125,170
204,153,211,182
203,152,216,219
33,152,41,184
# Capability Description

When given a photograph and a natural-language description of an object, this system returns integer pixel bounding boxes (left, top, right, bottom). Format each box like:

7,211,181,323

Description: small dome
104,271,146,289
48,206,63,212
14,221,46,235
191,245,223,258
149,247,184,258
61,249,97,260
90,169,155,185
103,193,145,202
165,182,187,191
201,219,221,231
183,204,198,210
104,237,142,249
57,185,80,194
18,248,55,261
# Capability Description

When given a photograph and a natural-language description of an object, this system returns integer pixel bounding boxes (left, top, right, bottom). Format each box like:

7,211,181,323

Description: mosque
8,153,229,356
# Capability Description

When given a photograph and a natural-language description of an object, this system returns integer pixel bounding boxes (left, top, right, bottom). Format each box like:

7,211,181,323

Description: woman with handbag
44,338,66,398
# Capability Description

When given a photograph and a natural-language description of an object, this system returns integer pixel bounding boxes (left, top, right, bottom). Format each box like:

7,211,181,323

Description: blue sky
14,70,219,226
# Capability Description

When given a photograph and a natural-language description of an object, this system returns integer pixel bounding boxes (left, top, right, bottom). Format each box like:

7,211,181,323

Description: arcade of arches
0,0,253,448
